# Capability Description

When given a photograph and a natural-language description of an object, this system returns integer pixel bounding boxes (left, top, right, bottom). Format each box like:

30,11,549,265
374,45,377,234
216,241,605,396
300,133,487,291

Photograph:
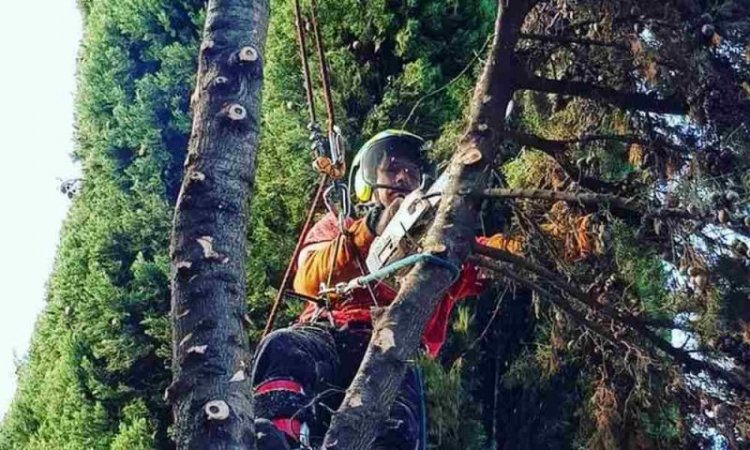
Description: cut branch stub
238,46,259,62
196,236,229,263
187,345,208,355
179,332,193,347
212,76,229,90
348,393,363,408
458,148,483,165
223,104,248,121
189,171,206,182
200,39,215,55
373,328,396,353
204,400,230,421
229,370,246,382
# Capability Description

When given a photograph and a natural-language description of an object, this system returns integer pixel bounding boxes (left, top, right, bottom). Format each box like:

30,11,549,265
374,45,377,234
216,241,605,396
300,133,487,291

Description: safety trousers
251,323,424,450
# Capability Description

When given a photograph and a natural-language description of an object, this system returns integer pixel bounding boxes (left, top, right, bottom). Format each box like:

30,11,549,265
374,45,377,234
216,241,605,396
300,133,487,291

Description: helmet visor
359,135,424,191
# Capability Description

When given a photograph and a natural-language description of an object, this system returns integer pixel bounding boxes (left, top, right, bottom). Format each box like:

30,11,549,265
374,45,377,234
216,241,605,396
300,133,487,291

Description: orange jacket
292,212,488,357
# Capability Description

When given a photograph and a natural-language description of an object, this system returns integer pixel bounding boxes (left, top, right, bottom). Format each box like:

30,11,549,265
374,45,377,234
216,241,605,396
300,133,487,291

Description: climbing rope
263,0,354,337
310,0,347,180
292,0,316,125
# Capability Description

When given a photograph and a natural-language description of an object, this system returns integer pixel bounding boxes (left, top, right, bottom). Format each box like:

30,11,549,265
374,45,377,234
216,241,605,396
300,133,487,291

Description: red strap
272,418,302,441
255,379,305,395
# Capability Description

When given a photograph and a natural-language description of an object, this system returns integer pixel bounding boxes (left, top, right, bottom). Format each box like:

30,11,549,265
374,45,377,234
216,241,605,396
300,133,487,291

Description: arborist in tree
252,130,515,450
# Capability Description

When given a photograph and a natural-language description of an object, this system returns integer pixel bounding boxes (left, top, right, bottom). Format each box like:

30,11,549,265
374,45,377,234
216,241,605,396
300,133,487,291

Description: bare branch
476,256,625,345
514,73,688,114
519,32,627,49
478,187,639,214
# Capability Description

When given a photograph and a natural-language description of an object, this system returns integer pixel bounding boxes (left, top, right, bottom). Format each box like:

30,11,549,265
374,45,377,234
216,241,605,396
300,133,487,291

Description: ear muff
354,167,372,202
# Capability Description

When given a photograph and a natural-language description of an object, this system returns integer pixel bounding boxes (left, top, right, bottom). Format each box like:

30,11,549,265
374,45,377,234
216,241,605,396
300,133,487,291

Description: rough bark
321,1,537,448
168,0,269,448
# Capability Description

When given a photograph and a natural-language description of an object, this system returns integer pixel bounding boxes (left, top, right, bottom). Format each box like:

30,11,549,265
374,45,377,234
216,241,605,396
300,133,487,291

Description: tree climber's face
373,153,421,206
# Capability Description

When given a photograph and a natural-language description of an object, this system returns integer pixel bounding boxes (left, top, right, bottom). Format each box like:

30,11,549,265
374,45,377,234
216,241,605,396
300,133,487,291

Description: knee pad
254,378,314,424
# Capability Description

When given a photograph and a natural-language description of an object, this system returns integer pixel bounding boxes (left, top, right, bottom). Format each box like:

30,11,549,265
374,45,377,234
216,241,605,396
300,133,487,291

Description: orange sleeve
292,218,376,299
478,233,524,256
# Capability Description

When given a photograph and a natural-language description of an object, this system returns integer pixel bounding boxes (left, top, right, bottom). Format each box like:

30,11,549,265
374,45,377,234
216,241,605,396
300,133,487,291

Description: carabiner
328,125,346,167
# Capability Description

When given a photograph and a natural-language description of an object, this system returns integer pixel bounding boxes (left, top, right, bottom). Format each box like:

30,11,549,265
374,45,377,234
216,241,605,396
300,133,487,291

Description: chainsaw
365,170,450,274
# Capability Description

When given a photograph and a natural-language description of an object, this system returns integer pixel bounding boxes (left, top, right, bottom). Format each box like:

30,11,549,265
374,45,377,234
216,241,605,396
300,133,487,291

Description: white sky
0,0,82,416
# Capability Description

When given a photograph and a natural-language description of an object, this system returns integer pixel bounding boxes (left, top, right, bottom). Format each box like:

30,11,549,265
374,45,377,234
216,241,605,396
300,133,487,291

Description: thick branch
515,73,688,114
168,0,269,448
474,245,750,393
322,1,538,448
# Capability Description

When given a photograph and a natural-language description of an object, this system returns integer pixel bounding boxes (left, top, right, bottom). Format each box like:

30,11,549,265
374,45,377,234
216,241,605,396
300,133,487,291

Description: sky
0,0,82,415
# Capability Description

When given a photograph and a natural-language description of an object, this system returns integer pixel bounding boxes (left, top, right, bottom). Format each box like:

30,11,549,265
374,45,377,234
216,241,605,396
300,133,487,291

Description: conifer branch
507,131,624,193
473,247,750,393
519,32,627,49
514,74,688,114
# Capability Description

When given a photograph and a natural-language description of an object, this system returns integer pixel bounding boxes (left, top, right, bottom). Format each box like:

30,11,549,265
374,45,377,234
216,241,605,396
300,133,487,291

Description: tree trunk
168,0,269,448
321,1,537,448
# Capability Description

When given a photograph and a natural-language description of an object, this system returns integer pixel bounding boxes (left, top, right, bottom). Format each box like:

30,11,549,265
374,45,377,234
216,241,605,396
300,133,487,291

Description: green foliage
1,0,200,446
111,400,157,450
610,221,669,316
502,150,556,189
421,357,490,450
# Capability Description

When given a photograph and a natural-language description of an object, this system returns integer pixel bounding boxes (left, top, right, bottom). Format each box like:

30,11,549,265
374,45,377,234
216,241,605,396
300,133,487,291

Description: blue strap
355,253,460,287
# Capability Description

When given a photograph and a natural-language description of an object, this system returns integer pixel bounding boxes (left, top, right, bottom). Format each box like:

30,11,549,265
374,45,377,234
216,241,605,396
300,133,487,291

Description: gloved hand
366,197,404,236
